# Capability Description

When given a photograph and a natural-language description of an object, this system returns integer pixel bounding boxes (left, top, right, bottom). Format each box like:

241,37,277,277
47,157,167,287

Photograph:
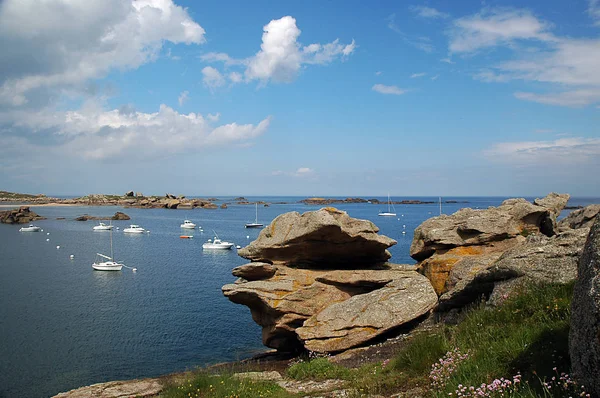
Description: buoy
402,231,406,234
56,245,60,249
246,235,250,239
403,225,406,228
236,245,241,249
70,255,74,259
133,268,137,272
41,229,44,232
116,227,120,230
47,232,50,235
46,238,50,241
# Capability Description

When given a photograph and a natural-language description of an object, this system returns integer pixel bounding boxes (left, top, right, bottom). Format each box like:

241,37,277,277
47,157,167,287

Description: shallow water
0,196,596,397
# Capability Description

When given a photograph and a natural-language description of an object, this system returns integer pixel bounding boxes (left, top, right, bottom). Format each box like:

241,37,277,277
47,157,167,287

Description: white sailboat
378,194,397,216
92,229,123,271
245,203,264,228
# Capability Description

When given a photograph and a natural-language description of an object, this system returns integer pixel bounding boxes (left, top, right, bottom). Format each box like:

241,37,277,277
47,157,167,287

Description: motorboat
378,193,397,216
245,203,264,228
92,253,123,271
19,224,41,232
202,233,234,250
123,224,146,234
93,222,113,231
180,220,197,229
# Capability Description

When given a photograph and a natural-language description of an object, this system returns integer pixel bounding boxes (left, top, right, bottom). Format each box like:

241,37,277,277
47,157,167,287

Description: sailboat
245,203,264,228
92,228,123,271
378,194,397,216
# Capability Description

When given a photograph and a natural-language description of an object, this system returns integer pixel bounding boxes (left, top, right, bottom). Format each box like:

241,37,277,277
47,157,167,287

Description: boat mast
439,196,442,215
388,193,391,212
110,228,114,260
255,202,258,223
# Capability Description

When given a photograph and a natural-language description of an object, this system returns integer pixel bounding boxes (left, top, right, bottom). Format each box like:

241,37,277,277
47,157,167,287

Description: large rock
238,208,396,268
559,204,600,231
223,208,431,354
412,194,570,299
437,228,589,310
570,215,600,398
296,271,437,352
112,212,130,220
0,206,45,224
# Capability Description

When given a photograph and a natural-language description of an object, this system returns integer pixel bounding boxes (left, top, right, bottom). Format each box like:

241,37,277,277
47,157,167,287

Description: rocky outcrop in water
411,193,576,310
223,208,437,353
0,206,45,224
570,215,600,398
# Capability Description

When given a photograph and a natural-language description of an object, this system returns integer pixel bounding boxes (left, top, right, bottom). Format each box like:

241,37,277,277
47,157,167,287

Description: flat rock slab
296,271,437,352
238,207,396,268
52,378,162,398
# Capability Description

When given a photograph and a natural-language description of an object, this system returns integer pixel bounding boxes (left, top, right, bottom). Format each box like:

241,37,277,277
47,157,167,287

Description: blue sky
0,0,599,197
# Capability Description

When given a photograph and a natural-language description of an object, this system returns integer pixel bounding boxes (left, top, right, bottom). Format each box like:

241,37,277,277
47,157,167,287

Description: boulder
0,206,45,224
238,208,396,268
221,203,228,209
296,271,437,352
412,194,570,300
136,192,144,197
164,199,180,209
75,214,91,221
165,193,176,199
125,190,134,197
232,263,277,281
112,212,130,220
559,204,600,231
570,215,600,398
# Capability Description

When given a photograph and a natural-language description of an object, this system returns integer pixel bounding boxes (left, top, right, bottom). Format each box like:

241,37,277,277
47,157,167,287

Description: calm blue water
0,196,597,397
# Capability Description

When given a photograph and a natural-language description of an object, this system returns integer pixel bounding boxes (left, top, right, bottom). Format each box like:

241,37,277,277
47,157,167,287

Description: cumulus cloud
178,90,189,106
0,0,205,106
372,84,406,95
1,103,271,160
294,167,314,177
200,16,355,87
409,6,449,19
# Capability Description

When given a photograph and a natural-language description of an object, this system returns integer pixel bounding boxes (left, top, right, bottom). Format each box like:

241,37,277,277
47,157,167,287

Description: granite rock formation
570,215,600,398
411,193,577,310
0,206,45,224
559,204,600,231
223,208,437,353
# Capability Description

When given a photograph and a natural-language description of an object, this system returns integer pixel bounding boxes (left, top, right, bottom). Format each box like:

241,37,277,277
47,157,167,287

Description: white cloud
207,112,220,122
589,0,600,25
431,74,440,81
294,167,314,177
202,66,226,90
375,71,383,76
0,0,205,106
386,13,435,53
441,57,455,64
514,89,600,107
409,6,449,19
201,16,354,87
484,137,600,165
411,72,426,78
449,8,553,54
178,90,189,106
229,72,243,83
372,84,406,95
1,103,271,160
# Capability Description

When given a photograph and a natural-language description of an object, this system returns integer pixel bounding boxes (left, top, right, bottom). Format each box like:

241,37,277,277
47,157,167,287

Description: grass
159,371,291,398
163,282,584,398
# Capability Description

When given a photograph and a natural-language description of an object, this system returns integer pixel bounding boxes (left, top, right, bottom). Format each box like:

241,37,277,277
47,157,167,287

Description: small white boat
19,224,41,232
123,225,146,234
93,222,113,231
92,253,123,271
245,203,264,228
203,232,234,250
378,193,397,217
180,220,197,229
92,229,123,271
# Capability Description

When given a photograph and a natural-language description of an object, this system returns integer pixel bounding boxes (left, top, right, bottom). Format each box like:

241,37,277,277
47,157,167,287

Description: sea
0,195,597,398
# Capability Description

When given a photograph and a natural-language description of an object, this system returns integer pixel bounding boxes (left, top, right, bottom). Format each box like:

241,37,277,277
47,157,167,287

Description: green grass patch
160,371,291,398
287,357,352,381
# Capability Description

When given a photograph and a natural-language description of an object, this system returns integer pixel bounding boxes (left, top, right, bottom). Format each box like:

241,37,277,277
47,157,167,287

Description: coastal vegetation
161,282,586,397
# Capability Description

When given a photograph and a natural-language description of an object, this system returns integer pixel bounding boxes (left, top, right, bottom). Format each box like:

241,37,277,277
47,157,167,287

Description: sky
0,0,599,197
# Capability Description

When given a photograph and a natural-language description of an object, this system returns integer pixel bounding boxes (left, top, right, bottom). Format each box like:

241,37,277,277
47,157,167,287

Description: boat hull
378,212,396,216
19,226,41,232
202,243,234,250
123,229,144,233
93,226,113,230
244,223,264,228
92,262,123,271
180,225,196,229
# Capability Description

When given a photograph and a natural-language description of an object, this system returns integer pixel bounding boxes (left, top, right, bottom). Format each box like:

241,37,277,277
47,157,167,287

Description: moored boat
19,225,41,232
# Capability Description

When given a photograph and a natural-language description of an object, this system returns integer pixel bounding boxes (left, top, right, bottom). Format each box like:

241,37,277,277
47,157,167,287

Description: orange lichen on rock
417,257,461,295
